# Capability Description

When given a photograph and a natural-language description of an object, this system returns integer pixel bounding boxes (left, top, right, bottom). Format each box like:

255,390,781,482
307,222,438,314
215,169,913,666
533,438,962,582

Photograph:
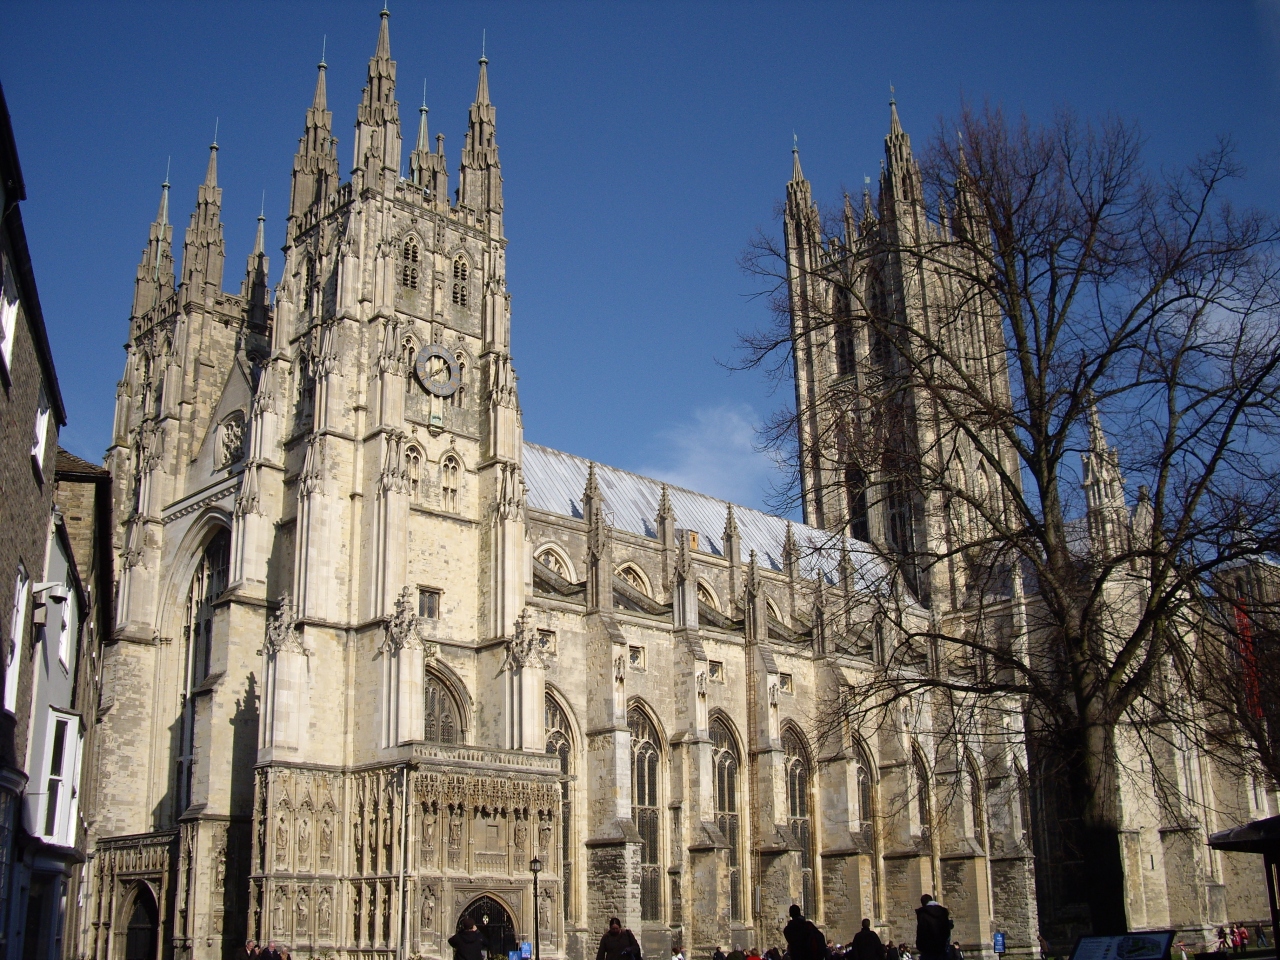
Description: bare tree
740,104,1280,934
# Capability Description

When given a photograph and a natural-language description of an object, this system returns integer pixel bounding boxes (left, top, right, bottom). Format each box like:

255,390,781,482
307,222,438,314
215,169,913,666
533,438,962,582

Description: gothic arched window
403,237,420,265
403,265,419,290
424,674,458,744
451,257,470,307
546,696,574,921
696,581,719,611
178,528,231,814
537,548,569,580
405,445,422,502
441,456,460,512
618,564,650,597
629,706,662,921
784,728,815,917
845,464,870,542
855,749,875,828
711,717,742,921
453,257,469,282
912,748,932,837
451,357,466,408
966,754,986,848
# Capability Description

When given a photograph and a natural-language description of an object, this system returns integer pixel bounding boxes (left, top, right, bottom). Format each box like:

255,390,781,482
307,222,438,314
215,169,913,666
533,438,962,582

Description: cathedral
79,10,1269,960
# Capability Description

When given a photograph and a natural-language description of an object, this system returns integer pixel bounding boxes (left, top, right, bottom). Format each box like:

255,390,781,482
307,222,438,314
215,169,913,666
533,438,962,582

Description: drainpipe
399,762,410,960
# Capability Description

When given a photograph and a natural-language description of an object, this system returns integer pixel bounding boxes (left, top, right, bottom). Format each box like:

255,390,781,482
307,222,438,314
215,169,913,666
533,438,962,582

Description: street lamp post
530,857,543,960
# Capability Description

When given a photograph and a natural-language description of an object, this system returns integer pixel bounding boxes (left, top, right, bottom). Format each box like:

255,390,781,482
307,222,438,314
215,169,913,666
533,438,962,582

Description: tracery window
441,456,460,512
784,729,815,917
711,717,742,921
402,265,419,290
629,706,662,921
177,528,231,815
537,548,569,580
453,257,468,282
618,564,649,597
696,581,719,611
424,675,458,744
546,695,574,921
403,237,420,265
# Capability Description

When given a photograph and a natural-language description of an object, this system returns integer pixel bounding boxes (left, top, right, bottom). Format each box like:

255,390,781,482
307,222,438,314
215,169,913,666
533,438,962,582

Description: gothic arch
457,892,521,951
911,743,933,835
158,508,233,638
424,661,472,743
115,879,162,960
616,562,652,597
695,578,720,612
965,750,987,846
626,698,668,752
544,683,580,748
534,543,576,583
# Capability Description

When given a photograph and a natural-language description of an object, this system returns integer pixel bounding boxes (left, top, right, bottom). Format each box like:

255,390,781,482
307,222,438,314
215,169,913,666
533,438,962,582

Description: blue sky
3,1,1279,513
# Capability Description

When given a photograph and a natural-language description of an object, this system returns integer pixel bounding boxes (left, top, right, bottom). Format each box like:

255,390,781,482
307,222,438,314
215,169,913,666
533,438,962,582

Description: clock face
414,344,461,398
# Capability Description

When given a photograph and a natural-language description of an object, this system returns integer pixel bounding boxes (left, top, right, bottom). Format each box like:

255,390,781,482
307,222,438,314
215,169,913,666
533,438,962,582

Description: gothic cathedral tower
783,101,1020,611
90,15,559,959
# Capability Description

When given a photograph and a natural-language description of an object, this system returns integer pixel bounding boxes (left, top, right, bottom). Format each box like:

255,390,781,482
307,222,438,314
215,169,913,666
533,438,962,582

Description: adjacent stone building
84,13,1044,960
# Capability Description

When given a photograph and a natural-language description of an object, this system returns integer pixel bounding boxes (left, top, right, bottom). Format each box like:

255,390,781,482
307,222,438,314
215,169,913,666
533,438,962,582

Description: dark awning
1207,815,1280,854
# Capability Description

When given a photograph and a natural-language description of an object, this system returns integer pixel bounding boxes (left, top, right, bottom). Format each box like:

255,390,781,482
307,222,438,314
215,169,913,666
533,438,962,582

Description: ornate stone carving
501,607,545,670
769,682,779,707
614,653,625,683
272,886,287,935
274,814,289,866
219,410,247,468
695,670,707,696
296,886,310,929
421,883,436,931
384,585,438,655
263,595,307,656
297,815,311,869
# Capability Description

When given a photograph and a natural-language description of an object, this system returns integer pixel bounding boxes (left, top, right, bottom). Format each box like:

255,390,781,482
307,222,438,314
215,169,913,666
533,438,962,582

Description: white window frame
0,255,17,374
31,384,50,479
4,565,28,713
38,708,83,845
55,589,75,670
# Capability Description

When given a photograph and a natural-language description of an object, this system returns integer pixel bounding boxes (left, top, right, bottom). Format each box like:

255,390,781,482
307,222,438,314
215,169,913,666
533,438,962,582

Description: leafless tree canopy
740,104,1280,931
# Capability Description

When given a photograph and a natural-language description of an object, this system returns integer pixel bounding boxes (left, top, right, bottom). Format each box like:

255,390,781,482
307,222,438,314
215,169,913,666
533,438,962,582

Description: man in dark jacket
784,904,824,960
449,917,487,960
914,895,953,960
597,917,642,960
852,919,885,960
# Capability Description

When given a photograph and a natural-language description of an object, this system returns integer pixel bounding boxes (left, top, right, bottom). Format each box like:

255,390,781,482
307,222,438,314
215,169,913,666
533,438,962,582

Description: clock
414,344,461,398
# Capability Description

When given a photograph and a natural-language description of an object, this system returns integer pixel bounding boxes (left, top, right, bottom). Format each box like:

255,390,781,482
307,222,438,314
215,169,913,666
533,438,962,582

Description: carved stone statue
297,816,311,867
317,887,333,939
272,887,287,935
274,814,289,866
296,886,310,929
319,816,333,863
421,884,436,931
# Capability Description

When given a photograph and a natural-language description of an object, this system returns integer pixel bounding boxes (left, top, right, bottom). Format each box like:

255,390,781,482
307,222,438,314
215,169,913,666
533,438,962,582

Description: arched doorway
124,885,159,960
458,895,518,957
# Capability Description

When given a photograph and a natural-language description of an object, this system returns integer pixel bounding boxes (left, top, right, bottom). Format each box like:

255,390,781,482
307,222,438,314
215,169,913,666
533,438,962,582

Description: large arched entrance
124,885,160,960
458,895,518,957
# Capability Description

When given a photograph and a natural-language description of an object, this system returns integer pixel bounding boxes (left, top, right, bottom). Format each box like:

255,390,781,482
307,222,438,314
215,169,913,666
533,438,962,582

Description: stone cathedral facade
81,13,1051,960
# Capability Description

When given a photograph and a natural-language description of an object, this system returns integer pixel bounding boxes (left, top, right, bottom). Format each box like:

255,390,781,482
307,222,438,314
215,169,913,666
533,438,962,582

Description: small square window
418,588,441,620
628,645,645,670
538,629,557,657
708,660,724,683
779,673,794,695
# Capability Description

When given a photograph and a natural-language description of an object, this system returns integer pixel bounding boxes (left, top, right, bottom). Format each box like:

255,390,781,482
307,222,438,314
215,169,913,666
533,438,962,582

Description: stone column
260,597,309,756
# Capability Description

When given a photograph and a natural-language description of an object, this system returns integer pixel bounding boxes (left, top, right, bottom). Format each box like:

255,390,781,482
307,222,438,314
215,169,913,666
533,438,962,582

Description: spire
1082,394,1129,561
657,483,673,523
290,58,339,220
785,134,816,243
352,8,402,179
791,133,804,183
889,87,903,137
723,503,739,541
180,140,226,300
882,90,923,211
242,206,270,327
459,49,502,224
132,176,176,319
409,81,448,205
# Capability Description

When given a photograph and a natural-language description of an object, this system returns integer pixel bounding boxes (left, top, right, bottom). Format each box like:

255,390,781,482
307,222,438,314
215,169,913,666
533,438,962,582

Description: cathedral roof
522,441,881,588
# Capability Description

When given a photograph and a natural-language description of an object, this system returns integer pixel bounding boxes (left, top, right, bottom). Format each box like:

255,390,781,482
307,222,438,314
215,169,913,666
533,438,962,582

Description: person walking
241,941,258,960
597,917,642,960
785,905,825,960
915,895,954,960
885,941,900,960
713,948,727,960
1255,924,1268,950
950,942,964,960
450,917,487,960
852,919,885,960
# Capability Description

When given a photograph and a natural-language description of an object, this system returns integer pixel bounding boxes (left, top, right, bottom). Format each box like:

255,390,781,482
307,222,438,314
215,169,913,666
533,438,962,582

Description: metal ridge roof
522,441,883,588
